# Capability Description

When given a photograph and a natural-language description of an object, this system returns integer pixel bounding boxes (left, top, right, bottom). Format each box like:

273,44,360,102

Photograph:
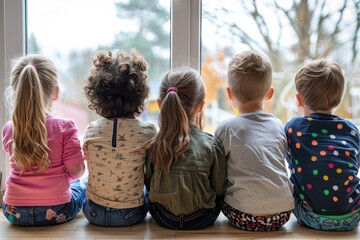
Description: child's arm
210,137,227,198
65,163,86,179
62,120,86,180
144,148,154,192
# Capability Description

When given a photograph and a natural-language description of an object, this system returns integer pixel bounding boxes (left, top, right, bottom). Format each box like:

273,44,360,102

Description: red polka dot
328,163,334,169
307,184,312,189
347,187,352,193
328,145,334,151
345,151,350,157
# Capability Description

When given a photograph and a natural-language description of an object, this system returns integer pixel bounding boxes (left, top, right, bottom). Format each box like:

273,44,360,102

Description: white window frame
0,0,25,201
0,0,200,200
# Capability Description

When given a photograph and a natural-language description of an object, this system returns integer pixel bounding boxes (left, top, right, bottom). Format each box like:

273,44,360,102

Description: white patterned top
83,117,157,209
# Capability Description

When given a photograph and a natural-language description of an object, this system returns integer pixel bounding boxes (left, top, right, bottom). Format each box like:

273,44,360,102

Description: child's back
215,50,294,231
2,54,86,226
82,49,157,227
285,58,360,231
145,67,227,230
216,112,293,215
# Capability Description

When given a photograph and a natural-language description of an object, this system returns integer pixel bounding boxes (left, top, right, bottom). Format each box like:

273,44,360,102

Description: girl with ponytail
145,67,227,230
2,54,86,226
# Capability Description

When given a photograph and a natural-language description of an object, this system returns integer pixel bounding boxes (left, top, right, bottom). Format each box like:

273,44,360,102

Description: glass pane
202,0,360,132
27,0,171,136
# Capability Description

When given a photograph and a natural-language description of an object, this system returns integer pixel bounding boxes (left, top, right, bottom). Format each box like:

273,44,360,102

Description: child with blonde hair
145,67,226,230
285,59,360,231
215,50,294,231
82,49,157,227
2,54,86,226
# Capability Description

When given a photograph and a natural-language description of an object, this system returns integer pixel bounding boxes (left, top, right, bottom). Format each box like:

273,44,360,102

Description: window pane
27,0,171,135
202,0,360,131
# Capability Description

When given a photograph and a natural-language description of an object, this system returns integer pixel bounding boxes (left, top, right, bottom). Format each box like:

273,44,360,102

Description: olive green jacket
145,125,227,215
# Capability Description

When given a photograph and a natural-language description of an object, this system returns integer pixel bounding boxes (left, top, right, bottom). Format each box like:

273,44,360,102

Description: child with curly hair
82,49,157,227
2,54,86,226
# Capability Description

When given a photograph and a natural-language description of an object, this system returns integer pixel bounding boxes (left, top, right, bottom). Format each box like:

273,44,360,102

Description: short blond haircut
228,50,272,103
295,59,345,111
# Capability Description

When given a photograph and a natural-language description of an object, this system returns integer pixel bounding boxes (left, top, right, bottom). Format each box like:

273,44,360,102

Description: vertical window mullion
0,0,25,200
171,0,200,70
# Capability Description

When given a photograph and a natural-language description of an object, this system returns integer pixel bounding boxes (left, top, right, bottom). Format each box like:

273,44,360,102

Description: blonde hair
228,50,272,103
6,54,58,173
150,67,205,173
295,58,345,111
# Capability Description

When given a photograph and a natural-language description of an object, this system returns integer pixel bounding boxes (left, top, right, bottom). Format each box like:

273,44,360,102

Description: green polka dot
349,163,354,168
299,194,305,200
324,189,330,195
312,133,318,137
321,209,327,212
321,129,328,134
295,159,299,165
7,215,14,223
313,169,319,175
301,186,305,191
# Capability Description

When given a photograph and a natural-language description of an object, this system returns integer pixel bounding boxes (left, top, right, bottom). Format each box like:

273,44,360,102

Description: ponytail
9,55,58,174
153,91,190,173
150,67,205,173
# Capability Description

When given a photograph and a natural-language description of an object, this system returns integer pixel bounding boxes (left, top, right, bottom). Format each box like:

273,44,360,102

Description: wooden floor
0,210,359,239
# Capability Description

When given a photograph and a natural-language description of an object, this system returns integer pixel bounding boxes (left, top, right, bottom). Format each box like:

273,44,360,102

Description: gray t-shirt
215,112,294,215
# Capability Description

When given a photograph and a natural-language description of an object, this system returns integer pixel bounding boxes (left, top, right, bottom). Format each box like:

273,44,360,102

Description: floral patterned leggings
221,202,291,231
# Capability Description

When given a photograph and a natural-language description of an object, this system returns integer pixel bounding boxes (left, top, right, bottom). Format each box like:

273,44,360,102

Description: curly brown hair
84,49,150,118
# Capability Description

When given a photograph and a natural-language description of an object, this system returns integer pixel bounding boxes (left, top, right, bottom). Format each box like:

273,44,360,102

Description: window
202,0,360,128
27,0,171,135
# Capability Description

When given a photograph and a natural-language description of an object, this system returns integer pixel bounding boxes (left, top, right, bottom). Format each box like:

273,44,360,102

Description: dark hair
84,49,150,118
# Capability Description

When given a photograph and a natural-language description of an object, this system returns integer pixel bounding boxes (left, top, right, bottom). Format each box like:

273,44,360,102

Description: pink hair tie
28,64,36,69
167,87,178,93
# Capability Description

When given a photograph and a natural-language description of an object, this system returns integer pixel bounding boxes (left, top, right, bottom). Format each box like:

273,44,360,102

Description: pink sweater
2,114,85,206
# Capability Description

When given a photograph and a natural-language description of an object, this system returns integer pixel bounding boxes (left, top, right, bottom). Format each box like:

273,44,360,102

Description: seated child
285,58,360,231
82,49,157,227
215,50,294,231
145,67,227,230
2,54,86,226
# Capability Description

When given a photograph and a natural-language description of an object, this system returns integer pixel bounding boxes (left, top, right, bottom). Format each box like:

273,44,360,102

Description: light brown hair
84,49,149,118
228,50,272,103
6,54,58,173
295,58,345,111
149,67,205,173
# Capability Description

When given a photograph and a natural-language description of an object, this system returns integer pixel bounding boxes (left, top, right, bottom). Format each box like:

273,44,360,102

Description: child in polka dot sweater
214,50,294,231
285,58,360,231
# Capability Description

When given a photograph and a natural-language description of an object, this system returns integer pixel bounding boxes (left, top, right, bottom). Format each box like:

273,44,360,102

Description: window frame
0,0,201,199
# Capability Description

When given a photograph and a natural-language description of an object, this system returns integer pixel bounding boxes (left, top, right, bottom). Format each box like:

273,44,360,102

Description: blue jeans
293,199,360,231
149,202,220,230
82,199,148,227
2,179,86,226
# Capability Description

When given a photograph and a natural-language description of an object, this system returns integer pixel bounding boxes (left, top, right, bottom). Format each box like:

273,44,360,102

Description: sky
27,0,123,55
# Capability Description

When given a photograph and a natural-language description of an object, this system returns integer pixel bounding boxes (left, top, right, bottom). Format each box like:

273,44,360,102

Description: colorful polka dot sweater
285,113,360,215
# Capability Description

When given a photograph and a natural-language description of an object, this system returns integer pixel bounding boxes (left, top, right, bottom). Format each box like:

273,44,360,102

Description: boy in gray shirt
214,50,294,231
